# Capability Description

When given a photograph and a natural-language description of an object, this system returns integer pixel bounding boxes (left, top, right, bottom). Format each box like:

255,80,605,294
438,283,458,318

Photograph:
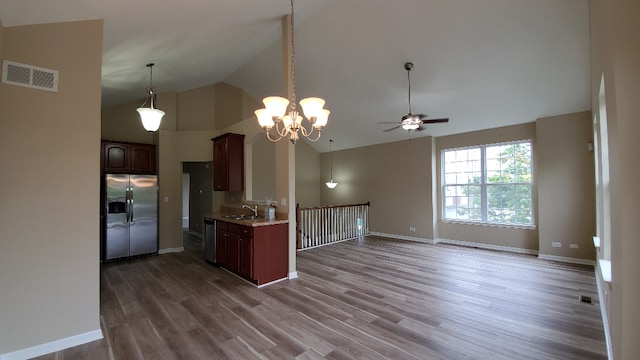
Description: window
443,141,534,226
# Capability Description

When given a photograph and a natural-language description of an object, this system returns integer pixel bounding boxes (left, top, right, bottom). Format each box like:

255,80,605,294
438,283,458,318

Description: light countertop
203,212,289,227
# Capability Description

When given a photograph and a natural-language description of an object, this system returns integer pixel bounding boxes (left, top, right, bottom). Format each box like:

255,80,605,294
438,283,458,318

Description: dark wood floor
36,233,607,359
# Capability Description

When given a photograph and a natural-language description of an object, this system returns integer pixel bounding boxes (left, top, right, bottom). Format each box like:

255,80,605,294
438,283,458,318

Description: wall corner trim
595,261,614,360
0,329,103,360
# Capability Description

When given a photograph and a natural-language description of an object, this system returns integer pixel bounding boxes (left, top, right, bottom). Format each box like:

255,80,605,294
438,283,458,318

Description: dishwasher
203,218,217,264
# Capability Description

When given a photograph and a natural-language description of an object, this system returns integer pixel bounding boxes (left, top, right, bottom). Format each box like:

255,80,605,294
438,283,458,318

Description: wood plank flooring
35,234,607,359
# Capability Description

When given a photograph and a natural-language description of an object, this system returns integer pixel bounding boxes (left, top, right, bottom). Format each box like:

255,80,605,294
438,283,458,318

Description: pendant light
254,0,329,144
136,63,165,132
326,139,338,189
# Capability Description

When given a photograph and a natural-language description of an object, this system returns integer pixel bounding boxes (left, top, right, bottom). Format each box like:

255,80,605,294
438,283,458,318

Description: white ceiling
0,0,591,153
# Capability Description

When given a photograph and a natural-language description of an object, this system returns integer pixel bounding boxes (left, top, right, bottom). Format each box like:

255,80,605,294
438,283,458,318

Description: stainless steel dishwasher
203,218,217,264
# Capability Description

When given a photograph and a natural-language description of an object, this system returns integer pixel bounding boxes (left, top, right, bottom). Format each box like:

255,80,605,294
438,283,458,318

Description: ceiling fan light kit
381,62,449,133
254,0,329,145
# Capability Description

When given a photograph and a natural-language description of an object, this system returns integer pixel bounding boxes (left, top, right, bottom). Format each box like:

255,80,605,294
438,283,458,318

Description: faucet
242,204,258,217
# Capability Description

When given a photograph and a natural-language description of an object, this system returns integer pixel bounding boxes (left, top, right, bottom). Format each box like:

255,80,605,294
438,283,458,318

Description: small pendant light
136,63,165,132
326,139,338,189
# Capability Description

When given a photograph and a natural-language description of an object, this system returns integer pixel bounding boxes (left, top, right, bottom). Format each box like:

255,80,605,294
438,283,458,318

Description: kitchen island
203,213,289,287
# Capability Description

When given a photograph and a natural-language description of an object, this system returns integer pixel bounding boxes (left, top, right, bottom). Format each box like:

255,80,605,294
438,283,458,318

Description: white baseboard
288,271,298,279
0,329,103,360
158,247,184,254
538,253,596,266
437,238,539,256
369,232,435,244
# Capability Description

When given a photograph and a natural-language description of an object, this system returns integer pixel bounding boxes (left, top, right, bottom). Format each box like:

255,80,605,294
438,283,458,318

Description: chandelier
254,0,329,144
136,63,165,132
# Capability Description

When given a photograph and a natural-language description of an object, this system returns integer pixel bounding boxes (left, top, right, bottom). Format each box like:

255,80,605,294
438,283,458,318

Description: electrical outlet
570,243,579,249
552,242,562,248
409,227,416,232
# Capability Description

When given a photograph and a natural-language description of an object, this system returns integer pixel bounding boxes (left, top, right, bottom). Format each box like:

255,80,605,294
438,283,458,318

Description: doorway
182,162,214,248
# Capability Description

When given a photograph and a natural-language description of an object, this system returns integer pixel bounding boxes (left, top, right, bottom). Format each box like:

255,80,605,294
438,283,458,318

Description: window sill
441,219,536,230
598,259,611,283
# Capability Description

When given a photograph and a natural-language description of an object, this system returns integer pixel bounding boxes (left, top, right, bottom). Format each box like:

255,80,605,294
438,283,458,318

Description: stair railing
296,202,369,250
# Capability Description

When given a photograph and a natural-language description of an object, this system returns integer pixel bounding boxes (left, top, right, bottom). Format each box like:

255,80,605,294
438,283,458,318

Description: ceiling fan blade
378,121,401,125
383,126,401,132
421,118,449,124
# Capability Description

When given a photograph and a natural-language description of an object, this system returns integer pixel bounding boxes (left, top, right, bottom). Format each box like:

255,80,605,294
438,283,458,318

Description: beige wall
251,136,276,202
214,82,244,129
590,0,640,358
177,85,215,131
437,123,539,250
296,139,321,208
0,20,103,355
321,137,435,240
537,112,595,259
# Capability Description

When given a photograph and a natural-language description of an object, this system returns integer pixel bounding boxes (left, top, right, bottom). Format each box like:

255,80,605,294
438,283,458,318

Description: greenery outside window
442,141,534,226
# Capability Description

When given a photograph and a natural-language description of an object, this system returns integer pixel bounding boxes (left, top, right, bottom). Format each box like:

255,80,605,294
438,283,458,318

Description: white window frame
442,140,535,228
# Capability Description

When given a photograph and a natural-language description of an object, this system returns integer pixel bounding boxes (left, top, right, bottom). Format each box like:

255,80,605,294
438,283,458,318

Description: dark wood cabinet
211,133,244,191
214,220,287,286
216,221,228,266
252,223,288,285
238,226,253,279
226,224,241,273
102,141,156,174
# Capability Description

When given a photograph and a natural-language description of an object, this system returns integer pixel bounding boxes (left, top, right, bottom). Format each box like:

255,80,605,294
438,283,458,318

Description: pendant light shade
137,105,165,132
137,63,165,132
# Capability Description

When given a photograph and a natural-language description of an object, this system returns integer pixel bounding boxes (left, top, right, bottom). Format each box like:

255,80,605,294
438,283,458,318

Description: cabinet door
227,231,240,273
212,133,244,191
129,144,156,174
213,137,229,191
238,227,253,279
103,142,128,172
216,228,228,267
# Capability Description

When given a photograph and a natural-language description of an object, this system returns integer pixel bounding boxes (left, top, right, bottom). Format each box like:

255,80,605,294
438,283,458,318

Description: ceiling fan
381,62,449,132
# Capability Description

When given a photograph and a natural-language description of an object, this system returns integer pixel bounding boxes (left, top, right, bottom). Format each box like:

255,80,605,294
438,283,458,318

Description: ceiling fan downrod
405,62,414,115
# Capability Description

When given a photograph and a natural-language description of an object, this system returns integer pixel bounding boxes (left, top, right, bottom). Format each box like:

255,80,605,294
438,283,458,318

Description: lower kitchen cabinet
215,220,288,286
216,221,228,267
238,226,253,279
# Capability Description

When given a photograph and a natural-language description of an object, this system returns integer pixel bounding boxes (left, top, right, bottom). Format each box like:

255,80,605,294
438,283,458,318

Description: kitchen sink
223,214,258,220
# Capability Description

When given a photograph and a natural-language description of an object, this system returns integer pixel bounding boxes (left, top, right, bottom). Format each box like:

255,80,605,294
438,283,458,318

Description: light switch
164,196,169,203
281,197,287,206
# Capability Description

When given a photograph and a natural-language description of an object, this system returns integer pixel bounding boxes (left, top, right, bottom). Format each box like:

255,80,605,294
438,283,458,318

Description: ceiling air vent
2,60,58,92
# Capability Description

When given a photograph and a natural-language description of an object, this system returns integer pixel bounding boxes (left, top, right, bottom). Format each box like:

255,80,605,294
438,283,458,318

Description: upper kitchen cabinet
212,133,244,191
102,141,157,174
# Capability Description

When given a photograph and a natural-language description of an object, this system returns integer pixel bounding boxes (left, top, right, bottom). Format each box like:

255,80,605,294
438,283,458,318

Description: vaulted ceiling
0,0,590,152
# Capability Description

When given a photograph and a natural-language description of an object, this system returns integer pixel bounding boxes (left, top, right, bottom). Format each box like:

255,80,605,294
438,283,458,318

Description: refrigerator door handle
126,187,131,223
129,188,134,223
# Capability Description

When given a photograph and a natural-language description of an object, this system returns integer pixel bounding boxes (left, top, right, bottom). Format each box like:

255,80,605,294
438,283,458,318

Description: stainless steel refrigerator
103,174,158,260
